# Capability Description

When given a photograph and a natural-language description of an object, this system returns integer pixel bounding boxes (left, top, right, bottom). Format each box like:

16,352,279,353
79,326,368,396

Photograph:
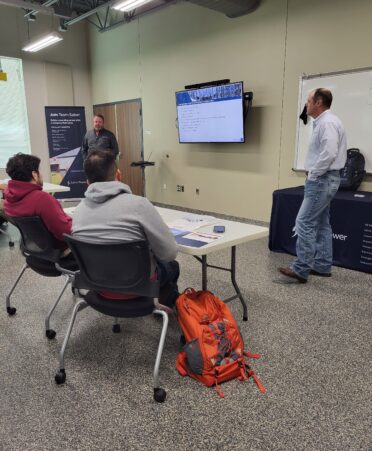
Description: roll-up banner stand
45,106,87,199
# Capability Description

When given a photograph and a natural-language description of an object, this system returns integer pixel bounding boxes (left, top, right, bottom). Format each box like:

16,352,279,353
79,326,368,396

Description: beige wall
88,0,372,222
90,1,287,221
0,6,92,180
2,1,371,220
280,0,372,192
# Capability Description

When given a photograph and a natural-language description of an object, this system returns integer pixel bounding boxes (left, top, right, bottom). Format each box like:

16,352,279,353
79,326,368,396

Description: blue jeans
292,171,340,279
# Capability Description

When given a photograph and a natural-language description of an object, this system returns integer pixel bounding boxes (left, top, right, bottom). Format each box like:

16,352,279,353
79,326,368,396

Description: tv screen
175,81,245,143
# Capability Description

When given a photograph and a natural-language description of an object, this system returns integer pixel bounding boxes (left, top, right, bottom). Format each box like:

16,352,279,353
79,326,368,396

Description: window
0,57,31,169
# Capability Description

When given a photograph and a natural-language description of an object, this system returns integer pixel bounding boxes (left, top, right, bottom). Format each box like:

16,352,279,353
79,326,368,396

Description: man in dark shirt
81,114,119,160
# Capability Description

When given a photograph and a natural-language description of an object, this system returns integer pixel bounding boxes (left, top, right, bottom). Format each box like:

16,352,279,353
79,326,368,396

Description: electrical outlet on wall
176,185,184,192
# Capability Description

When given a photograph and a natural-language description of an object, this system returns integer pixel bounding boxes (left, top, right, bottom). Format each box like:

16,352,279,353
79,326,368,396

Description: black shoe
310,269,331,277
278,267,307,283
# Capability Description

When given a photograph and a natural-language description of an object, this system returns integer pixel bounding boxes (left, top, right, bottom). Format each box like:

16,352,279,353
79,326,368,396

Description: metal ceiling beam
99,0,177,32
24,0,59,18
64,1,113,26
0,0,55,14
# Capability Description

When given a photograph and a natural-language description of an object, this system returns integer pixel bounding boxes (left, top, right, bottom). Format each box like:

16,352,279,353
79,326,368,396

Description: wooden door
116,101,143,196
93,100,143,196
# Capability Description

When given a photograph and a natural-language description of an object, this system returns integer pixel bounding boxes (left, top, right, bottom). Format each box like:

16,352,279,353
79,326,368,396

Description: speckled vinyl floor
0,223,370,450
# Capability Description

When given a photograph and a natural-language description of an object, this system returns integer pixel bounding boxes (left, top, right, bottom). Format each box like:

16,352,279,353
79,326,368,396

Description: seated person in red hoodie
4,153,73,257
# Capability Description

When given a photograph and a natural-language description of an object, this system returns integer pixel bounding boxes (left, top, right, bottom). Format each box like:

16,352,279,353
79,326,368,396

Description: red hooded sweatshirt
4,180,72,250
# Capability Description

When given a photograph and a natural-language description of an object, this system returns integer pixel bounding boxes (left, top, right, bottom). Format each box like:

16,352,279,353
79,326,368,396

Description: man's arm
38,193,72,243
138,199,178,262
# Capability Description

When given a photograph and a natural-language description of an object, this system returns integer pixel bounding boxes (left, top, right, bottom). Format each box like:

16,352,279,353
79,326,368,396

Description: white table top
64,206,269,256
42,182,70,193
0,179,70,194
157,207,268,256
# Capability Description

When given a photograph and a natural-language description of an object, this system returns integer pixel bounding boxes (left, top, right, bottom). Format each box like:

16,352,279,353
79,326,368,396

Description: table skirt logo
291,225,347,241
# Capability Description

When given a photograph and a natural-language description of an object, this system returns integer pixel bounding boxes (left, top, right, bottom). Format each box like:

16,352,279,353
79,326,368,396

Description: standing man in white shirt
279,88,347,283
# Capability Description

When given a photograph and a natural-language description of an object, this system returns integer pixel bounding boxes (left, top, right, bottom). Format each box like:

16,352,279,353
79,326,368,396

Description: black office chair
5,216,77,339
56,235,169,403
0,213,15,247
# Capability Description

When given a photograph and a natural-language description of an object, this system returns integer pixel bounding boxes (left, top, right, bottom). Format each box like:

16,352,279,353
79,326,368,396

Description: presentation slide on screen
176,82,244,143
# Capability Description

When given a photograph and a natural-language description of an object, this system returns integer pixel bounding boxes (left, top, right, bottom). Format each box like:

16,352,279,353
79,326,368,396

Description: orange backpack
176,288,265,398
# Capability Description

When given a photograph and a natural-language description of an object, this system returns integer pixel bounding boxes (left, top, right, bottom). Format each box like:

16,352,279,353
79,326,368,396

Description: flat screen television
175,81,245,143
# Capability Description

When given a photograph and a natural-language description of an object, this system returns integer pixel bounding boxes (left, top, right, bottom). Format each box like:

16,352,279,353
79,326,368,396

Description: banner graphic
45,106,87,199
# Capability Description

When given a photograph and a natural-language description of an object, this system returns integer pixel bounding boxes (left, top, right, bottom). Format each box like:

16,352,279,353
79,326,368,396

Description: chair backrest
11,216,61,262
64,234,159,298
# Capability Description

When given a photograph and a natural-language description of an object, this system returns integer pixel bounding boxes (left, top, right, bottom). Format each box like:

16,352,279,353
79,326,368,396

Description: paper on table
183,231,221,243
167,213,217,232
175,231,221,247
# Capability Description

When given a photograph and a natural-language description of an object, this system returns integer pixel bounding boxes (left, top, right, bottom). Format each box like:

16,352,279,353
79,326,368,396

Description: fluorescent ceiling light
113,0,154,12
22,31,63,52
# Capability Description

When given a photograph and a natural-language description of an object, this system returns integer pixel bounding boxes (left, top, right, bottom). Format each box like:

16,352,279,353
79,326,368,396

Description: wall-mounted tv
175,81,245,143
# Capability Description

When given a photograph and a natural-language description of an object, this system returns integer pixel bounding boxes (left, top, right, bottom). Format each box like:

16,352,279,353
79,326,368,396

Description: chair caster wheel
112,324,121,333
180,335,186,345
154,388,166,403
46,329,56,339
9,241,14,247
55,369,66,385
7,306,16,315
243,316,248,322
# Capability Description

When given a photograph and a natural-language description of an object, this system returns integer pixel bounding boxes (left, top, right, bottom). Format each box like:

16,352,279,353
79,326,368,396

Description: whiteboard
294,68,372,173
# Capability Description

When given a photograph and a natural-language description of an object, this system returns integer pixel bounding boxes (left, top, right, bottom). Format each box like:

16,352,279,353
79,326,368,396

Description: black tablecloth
269,186,372,273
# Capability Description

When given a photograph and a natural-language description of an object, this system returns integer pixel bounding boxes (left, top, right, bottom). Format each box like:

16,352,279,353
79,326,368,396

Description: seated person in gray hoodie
72,149,179,307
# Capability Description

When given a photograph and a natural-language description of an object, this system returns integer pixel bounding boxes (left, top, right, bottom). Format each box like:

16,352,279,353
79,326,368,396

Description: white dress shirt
305,110,347,181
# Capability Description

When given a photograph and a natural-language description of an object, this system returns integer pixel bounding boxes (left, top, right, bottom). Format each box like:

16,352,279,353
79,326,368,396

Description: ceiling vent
186,0,261,18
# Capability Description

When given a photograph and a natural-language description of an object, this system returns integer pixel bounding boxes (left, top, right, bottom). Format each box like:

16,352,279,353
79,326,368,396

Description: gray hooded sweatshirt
72,181,178,264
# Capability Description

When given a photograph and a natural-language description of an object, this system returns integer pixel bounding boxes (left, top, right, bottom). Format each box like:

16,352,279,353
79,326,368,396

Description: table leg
202,255,207,291
194,247,248,321
230,246,248,322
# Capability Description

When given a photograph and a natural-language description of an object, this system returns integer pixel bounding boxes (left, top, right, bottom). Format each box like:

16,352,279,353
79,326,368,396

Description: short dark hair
84,149,117,183
313,88,333,109
94,114,104,122
6,153,40,182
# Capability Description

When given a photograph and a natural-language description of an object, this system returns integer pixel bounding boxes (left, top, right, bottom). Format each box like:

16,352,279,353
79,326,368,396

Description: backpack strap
238,360,248,381
214,370,225,398
242,351,266,393
244,351,261,359
244,362,266,393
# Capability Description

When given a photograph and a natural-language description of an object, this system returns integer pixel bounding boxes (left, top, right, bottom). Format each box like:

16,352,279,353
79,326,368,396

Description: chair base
154,388,166,403
55,298,169,402
45,329,56,340
55,369,66,385
7,306,16,315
